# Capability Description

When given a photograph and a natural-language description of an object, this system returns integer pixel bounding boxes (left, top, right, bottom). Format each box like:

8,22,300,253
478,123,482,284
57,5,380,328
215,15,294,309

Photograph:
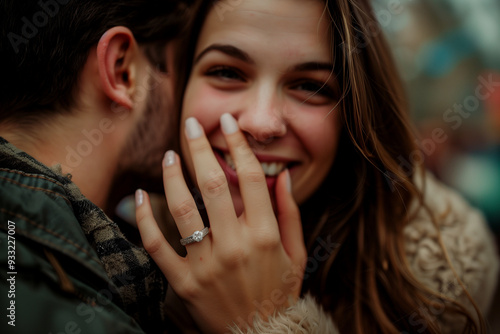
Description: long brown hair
177,1,484,333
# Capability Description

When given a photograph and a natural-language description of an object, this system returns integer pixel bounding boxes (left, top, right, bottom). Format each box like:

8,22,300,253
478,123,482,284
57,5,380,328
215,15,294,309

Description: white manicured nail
285,169,292,193
185,117,202,139
135,189,144,207
163,150,176,167
220,113,239,134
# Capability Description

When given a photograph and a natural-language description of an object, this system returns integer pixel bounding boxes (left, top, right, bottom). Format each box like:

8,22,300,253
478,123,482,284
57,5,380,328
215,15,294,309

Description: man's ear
97,26,140,110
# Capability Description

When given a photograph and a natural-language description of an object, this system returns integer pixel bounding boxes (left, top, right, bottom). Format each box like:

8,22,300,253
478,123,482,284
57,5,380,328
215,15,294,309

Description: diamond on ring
192,231,203,242
180,227,210,246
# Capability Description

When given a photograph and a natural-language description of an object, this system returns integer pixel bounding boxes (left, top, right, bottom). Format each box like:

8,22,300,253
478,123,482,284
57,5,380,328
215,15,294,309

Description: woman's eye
289,80,336,105
293,81,332,97
206,66,244,81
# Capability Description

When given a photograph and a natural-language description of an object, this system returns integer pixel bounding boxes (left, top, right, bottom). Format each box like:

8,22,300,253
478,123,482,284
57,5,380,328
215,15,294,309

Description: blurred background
374,0,500,330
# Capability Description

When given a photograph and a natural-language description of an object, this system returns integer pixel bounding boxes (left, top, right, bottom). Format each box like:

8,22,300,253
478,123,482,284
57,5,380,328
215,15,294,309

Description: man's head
0,0,191,184
1,0,188,113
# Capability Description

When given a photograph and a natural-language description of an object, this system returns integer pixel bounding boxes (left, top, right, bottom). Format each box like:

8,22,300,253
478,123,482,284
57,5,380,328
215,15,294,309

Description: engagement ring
180,227,210,246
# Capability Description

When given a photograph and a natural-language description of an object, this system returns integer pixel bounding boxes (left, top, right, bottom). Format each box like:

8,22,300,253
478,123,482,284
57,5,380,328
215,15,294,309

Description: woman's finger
135,189,187,284
275,170,307,267
220,113,275,227
184,117,239,239
161,150,210,258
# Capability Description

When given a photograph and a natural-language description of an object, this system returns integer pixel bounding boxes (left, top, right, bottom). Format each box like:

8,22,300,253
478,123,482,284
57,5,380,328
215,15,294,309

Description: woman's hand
136,113,307,333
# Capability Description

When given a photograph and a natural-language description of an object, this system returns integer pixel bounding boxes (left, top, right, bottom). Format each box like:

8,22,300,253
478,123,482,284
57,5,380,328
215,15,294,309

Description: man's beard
117,86,177,181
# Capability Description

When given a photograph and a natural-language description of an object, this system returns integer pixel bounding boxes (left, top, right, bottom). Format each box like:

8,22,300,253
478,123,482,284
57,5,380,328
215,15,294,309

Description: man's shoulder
0,164,77,227
0,141,145,334
0,137,77,226
404,173,499,314
0,162,102,269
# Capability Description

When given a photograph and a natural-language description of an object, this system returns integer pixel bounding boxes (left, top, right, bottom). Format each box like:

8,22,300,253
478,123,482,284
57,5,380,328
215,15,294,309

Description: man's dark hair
0,0,191,120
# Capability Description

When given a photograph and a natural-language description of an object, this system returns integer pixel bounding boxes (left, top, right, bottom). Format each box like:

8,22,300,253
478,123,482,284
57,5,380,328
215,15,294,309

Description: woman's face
181,0,340,215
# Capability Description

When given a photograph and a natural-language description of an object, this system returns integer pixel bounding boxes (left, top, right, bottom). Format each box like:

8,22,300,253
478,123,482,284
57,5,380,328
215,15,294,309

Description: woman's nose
237,88,287,144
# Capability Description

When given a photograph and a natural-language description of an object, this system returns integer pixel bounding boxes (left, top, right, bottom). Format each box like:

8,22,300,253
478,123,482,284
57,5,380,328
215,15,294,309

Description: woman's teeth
262,161,286,176
223,153,286,176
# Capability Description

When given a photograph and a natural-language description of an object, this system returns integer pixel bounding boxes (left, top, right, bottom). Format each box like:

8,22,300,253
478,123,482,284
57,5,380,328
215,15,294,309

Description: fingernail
163,150,176,167
185,117,202,139
220,113,239,134
135,189,144,207
285,169,292,193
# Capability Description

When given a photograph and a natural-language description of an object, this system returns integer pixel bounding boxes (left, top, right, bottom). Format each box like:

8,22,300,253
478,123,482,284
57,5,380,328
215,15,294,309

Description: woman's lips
213,149,294,191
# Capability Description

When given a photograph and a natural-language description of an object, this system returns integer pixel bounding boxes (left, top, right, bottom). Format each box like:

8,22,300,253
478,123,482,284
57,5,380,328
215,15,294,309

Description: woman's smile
212,146,300,192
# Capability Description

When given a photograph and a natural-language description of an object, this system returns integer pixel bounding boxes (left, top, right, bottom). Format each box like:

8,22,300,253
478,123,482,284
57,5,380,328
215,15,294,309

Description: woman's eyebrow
194,44,255,64
291,62,334,72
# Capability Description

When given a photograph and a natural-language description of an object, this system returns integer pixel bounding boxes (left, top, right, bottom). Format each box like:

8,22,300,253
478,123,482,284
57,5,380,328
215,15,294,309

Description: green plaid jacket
0,137,167,333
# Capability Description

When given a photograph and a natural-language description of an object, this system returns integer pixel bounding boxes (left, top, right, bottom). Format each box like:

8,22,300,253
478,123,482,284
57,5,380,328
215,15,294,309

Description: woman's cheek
293,109,339,163
191,85,239,129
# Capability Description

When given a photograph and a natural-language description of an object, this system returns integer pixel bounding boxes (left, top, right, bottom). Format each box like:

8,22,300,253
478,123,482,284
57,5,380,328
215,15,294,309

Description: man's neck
0,115,122,212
